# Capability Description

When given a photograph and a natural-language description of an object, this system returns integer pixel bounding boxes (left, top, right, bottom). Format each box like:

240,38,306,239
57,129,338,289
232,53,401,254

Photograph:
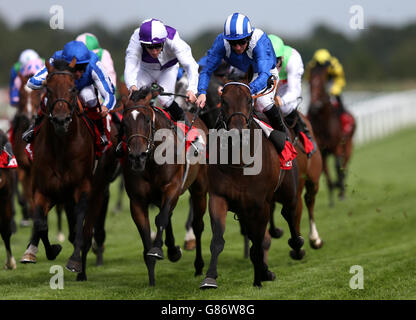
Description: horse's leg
1,202,16,270
112,175,124,214
15,170,30,226
21,192,61,263
64,200,76,245
56,205,65,243
92,187,109,266
335,156,346,200
189,183,207,276
304,179,323,249
183,197,196,251
130,199,156,286
164,218,182,262
66,192,89,273
268,201,284,239
200,194,227,289
321,153,335,207
148,184,180,260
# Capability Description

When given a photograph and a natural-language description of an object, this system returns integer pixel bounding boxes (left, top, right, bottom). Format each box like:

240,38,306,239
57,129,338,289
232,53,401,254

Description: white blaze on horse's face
24,85,33,118
131,110,140,121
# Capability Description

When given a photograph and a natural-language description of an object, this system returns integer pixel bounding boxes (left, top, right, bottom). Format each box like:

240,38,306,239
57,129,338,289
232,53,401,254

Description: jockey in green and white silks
124,18,199,123
269,34,316,158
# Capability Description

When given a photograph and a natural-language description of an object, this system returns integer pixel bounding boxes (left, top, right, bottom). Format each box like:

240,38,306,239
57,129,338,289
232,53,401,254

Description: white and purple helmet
139,19,168,44
19,49,40,68
223,13,253,40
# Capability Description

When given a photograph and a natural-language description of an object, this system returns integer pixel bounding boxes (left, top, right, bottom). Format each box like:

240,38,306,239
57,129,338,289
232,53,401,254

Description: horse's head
309,63,330,111
45,58,78,135
220,75,253,131
122,86,155,172
17,73,42,120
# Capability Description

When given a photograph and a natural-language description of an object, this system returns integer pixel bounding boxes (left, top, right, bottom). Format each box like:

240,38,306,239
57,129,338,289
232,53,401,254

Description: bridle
219,81,254,130
123,104,156,156
45,71,78,120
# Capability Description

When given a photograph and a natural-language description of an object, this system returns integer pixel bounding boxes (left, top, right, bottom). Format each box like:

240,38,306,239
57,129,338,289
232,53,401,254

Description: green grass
1,127,416,300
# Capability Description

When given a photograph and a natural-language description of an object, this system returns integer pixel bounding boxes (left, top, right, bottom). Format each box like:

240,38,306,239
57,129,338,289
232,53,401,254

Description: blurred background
1,0,416,141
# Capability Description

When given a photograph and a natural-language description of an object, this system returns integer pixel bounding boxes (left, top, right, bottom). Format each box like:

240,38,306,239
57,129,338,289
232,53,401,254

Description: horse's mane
53,59,70,71
130,86,152,103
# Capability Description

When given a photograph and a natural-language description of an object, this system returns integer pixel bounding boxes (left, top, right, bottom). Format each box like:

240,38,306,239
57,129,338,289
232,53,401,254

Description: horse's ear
245,65,254,83
45,59,53,73
68,57,77,69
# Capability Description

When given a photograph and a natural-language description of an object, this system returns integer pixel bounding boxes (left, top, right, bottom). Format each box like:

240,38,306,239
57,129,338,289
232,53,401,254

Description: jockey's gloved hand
267,75,276,89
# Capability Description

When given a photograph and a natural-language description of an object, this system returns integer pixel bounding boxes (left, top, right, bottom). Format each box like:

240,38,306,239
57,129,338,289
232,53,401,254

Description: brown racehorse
11,73,43,225
19,58,119,282
121,87,208,286
200,77,304,289
0,129,17,270
308,64,355,206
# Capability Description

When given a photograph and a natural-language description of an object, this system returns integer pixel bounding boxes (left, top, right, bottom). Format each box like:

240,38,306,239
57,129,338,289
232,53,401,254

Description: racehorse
0,129,17,270
200,74,304,289
19,58,120,281
11,73,43,225
308,64,355,206
121,86,208,286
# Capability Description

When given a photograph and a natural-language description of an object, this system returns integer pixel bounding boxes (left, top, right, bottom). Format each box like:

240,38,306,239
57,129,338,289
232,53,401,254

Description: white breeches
253,67,279,113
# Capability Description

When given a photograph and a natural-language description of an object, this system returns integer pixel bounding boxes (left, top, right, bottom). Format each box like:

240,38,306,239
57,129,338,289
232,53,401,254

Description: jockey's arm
172,33,199,100
329,57,346,96
279,49,304,105
27,66,48,90
124,29,143,93
91,61,116,113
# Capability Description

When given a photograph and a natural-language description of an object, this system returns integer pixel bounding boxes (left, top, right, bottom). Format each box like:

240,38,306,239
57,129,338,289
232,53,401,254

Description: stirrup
100,135,109,147
115,141,124,157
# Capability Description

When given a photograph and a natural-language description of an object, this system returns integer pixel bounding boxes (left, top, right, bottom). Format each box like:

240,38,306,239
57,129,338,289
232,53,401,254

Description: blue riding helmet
223,13,253,40
62,41,90,64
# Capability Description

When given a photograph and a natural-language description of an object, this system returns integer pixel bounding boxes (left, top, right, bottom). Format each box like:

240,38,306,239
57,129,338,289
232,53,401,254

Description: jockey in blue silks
23,41,116,146
196,13,290,156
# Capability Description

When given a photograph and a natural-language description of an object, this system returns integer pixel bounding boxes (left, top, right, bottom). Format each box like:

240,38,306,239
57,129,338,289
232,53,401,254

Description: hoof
290,249,306,260
76,273,87,281
57,232,65,243
46,244,62,261
19,219,32,227
147,247,164,260
253,282,263,288
200,277,217,289
168,246,182,263
66,258,82,273
20,253,37,264
4,257,17,270
262,270,276,281
288,236,304,251
310,238,324,249
184,239,196,251
269,227,284,239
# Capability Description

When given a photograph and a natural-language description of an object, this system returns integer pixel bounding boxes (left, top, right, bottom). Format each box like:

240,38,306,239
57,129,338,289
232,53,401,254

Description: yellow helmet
313,49,331,65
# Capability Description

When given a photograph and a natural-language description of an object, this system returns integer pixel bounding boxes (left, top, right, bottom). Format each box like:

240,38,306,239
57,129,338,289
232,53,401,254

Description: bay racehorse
308,63,355,206
0,129,17,270
200,75,304,289
11,73,43,225
19,58,120,281
121,86,208,286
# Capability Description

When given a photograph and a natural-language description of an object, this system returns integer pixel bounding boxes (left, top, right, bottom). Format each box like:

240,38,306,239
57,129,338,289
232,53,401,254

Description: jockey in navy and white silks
196,13,294,159
28,41,116,112
24,41,115,146
196,13,278,114
124,18,199,122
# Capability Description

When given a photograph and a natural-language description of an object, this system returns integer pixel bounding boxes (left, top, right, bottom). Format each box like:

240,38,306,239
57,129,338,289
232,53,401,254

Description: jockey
196,13,290,156
9,49,41,106
75,32,117,88
124,18,199,122
23,40,116,146
269,34,316,157
305,48,347,115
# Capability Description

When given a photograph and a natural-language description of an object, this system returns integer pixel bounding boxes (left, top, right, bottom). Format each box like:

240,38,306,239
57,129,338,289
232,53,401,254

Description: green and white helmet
75,33,100,51
268,34,285,58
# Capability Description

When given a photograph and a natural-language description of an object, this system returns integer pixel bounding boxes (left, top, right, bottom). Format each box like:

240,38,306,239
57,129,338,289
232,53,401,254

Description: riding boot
166,101,190,126
22,114,44,143
285,109,316,158
263,105,287,153
93,118,109,147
